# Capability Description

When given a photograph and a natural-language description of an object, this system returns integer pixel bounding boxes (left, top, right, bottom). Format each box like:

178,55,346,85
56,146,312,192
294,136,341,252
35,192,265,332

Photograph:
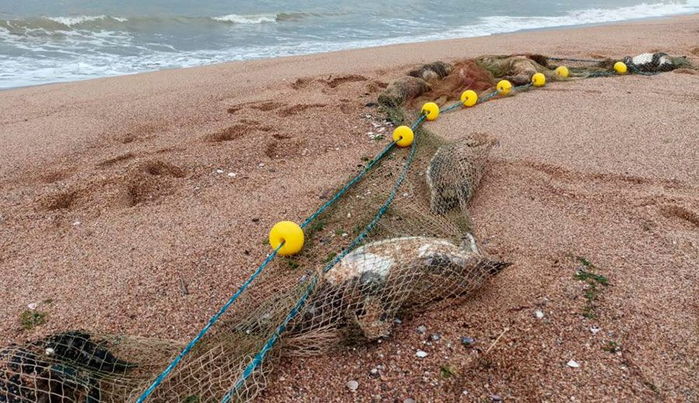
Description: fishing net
1,119,504,403
3,52,693,403
131,117,507,402
0,332,179,402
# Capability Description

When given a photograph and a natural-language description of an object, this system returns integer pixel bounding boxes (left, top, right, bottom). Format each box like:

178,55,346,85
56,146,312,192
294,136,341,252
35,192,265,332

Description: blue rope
439,82,533,115
301,141,396,229
547,56,604,63
136,244,283,403
139,118,413,401
221,114,424,403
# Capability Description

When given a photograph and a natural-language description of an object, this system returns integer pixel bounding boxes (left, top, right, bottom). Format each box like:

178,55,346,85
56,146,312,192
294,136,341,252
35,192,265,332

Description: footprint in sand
97,152,136,168
205,121,274,143
659,205,699,228
123,160,186,207
277,103,326,117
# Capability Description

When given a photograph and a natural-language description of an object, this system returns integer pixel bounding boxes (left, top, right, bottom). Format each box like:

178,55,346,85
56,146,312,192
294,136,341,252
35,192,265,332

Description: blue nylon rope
547,56,604,63
301,141,396,229
221,115,424,402
138,119,412,401
135,244,283,403
439,82,533,115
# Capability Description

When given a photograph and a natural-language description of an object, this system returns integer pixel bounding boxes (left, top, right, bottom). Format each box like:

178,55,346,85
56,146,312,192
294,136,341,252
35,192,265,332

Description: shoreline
2,13,697,92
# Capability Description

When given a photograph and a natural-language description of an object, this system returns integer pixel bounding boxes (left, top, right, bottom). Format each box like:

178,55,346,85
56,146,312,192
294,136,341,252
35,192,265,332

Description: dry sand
1,14,698,402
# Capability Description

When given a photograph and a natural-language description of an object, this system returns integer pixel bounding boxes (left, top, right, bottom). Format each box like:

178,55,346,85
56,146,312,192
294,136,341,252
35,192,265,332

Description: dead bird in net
475,55,553,85
426,133,498,215
408,61,453,83
0,331,136,402
291,234,510,343
378,76,432,107
622,52,684,73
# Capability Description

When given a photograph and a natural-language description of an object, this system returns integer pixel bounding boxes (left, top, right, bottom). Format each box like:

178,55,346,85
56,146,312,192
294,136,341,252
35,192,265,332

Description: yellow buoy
269,221,304,256
392,125,414,147
421,102,440,121
555,66,569,78
531,72,546,87
496,80,512,95
614,61,628,75
460,90,478,107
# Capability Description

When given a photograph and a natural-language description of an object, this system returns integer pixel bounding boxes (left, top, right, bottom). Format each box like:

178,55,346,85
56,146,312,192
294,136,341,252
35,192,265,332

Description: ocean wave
45,15,128,27
457,2,697,37
0,12,316,34
212,14,276,24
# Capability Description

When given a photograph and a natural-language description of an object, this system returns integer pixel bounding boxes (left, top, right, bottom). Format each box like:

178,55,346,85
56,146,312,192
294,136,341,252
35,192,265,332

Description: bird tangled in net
0,332,178,402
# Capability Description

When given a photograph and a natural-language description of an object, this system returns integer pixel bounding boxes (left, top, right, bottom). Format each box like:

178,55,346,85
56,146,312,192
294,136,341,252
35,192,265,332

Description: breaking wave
0,12,315,34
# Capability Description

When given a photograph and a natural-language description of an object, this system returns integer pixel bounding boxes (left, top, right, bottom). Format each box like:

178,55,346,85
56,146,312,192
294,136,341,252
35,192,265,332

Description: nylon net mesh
0,122,505,403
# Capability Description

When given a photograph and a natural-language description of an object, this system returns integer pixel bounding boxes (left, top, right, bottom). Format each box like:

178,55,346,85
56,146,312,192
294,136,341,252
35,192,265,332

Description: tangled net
2,52,693,402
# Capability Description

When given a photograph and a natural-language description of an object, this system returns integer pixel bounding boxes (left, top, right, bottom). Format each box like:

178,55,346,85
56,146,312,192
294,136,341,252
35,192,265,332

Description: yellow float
421,102,440,121
460,90,478,107
269,221,304,256
531,72,546,87
392,125,414,147
614,61,628,75
555,66,569,78
496,80,512,95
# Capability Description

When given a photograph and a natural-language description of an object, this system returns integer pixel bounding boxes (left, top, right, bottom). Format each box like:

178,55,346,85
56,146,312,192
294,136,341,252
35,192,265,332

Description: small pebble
567,360,580,368
27,303,38,310
416,350,428,358
346,380,358,392
491,395,503,402
404,399,416,403
227,172,237,177
590,326,601,335
534,309,545,319
72,221,81,226
215,169,224,174
460,336,475,346
394,318,402,324
369,368,380,377
258,163,265,167
430,333,441,342
416,325,427,334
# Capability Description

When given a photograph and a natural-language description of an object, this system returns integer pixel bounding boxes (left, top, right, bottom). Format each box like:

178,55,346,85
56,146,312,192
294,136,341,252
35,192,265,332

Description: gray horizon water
1,0,697,89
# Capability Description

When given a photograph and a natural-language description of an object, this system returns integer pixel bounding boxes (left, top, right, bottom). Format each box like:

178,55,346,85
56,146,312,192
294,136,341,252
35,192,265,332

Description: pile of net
2,52,693,402
378,52,694,107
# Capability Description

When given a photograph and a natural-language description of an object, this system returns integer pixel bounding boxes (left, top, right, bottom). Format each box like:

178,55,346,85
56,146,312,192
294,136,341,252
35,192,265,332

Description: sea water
1,0,697,89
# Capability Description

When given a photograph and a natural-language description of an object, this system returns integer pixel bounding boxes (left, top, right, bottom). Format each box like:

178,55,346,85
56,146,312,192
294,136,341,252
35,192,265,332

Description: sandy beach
1,14,698,401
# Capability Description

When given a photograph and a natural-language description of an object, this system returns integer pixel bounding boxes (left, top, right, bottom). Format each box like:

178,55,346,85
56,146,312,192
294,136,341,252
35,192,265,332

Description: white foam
465,2,696,36
212,14,277,24
45,15,109,26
